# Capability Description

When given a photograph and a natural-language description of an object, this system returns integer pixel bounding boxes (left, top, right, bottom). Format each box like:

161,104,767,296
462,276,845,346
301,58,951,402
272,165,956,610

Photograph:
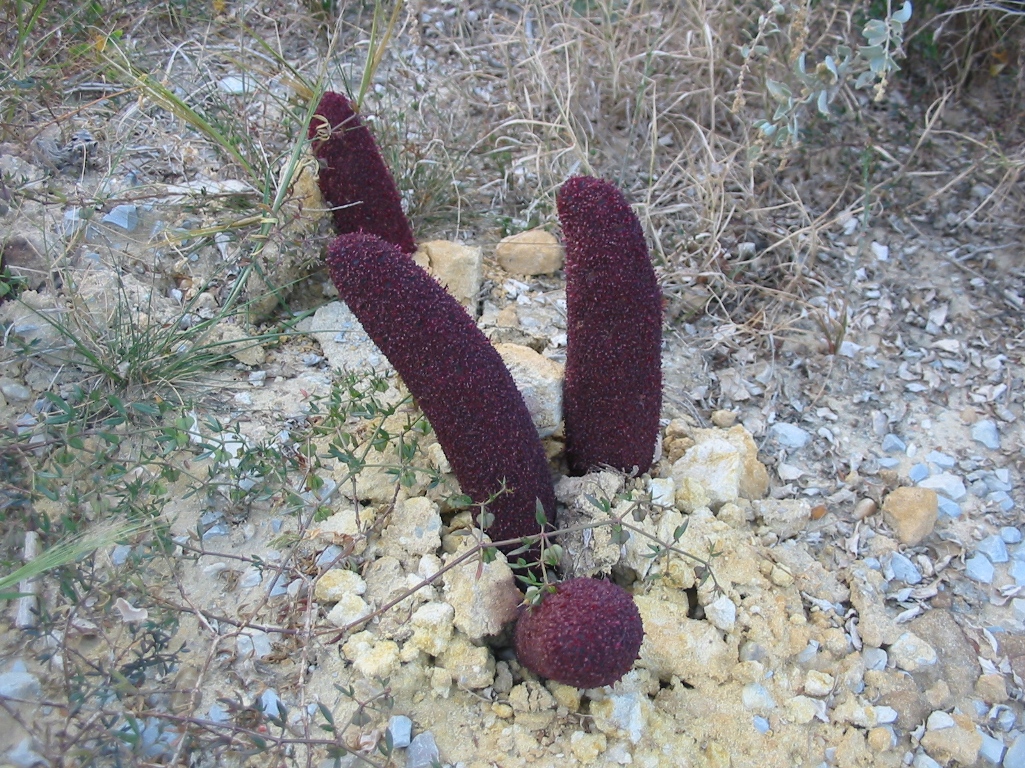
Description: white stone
326,593,372,629
672,438,741,510
804,670,835,698
918,473,967,501
307,301,387,372
927,711,956,730
889,632,938,671
648,477,676,508
494,343,564,437
443,547,521,641
704,594,737,632
314,569,367,603
384,497,442,561
752,498,811,540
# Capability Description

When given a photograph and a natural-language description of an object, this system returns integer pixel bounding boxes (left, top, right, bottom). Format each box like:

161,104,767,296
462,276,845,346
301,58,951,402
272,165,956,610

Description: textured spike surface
557,176,662,476
309,92,416,253
325,233,556,562
514,577,644,689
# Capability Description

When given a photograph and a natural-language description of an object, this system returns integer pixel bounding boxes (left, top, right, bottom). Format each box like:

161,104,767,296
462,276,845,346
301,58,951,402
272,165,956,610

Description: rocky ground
1,2,1024,768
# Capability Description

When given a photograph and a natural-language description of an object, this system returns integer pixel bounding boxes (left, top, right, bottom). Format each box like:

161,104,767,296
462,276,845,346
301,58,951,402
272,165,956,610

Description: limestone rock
635,595,735,682
881,487,938,546
326,593,372,628
384,497,442,563
315,569,367,603
672,438,741,511
414,240,483,310
847,563,901,647
442,546,521,640
438,633,495,689
692,425,770,500
920,712,981,766
495,229,565,275
889,632,938,672
306,300,387,372
753,498,811,540
495,343,563,437
342,631,400,679
214,322,266,366
402,601,455,658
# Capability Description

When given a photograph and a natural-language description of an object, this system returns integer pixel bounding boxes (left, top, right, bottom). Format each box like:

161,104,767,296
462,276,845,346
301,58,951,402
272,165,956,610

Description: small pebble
913,753,942,768
102,204,139,232
926,450,956,468
7,738,46,768
1009,560,1025,587
918,473,967,501
110,544,133,566
1013,599,1025,624
406,732,440,768
908,464,930,483
987,491,1014,512
936,496,962,518
301,353,324,366
1005,733,1025,768
0,671,41,699
878,457,901,469
770,422,811,449
1001,527,1023,544
971,419,1000,450
977,535,1009,564
316,545,344,568
977,730,1005,764
742,683,776,712
926,711,955,730
208,703,231,723
388,715,413,748
753,716,770,734
888,552,923,585
882,433,907,454
260,688,282,719
965,555,995,584
248,370,268,387
863,647,888,671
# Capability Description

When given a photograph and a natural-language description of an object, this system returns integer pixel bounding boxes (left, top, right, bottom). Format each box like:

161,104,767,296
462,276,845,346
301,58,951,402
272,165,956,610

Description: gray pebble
316,545,344,568
248,370,268,387
260,688,282,719
965,555,995,584
1009,560,1025,587
770,422,811,449
988,491,1014,512
878,457,901,469
301,353,324,366
977,535,1009,564
267,574,289,598
918,473,967,501
241,566,262,589
753,715,770,733
908,464,930,483
208,703,231,723
110,544,133,566
0,671,41,699
7,738,46,768
937,496,962,518
987,475,1014,493
388,715,413,748
926,450,956,468
913,752,942,768
863,647,888,671
202,523,230,540
0,381,32,401
882,433,907,454
406,732,440,768
995,707,1017,731
1002,527,1023,544
977,730,1005,764
971,419,1000,450
1004,733,1025,768
888,552,923,585
102,204,139,232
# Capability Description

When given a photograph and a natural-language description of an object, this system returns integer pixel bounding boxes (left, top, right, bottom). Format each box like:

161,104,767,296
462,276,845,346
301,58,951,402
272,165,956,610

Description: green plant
739,0,913,149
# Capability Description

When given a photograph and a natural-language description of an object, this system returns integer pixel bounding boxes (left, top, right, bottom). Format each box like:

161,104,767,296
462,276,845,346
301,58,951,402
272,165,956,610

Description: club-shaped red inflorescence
514,577,644,689
557,176,662,477
309,92,417,254
325,232,556,570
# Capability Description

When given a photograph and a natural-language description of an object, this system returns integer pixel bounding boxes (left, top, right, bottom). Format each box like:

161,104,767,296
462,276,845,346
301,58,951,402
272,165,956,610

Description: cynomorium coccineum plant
309,92,417,254
557,175,663,477
316,103,654,689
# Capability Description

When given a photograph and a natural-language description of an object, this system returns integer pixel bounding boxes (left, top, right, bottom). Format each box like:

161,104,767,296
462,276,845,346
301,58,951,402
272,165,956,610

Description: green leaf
892,1,912,24
766,79,791,103
817,89,830,116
